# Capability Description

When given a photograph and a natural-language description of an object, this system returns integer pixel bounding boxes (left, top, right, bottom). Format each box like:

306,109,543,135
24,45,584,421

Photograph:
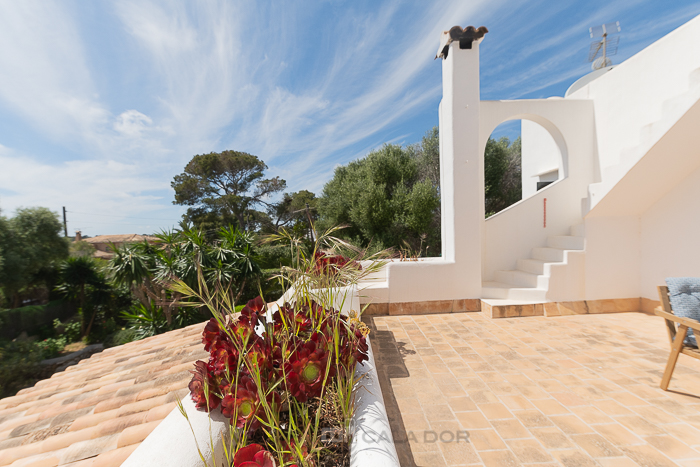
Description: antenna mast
589,21,620,70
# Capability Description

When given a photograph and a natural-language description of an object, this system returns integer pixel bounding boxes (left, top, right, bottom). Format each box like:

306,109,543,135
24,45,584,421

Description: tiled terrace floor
369,312,700,467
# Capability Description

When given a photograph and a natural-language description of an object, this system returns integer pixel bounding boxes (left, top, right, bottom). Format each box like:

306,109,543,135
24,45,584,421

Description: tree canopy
318,130,441,256
0,207,69,308
485,136,522,216
171,150,286,231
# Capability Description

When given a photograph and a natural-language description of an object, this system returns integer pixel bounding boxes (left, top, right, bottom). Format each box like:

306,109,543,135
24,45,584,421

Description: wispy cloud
0,0,696,234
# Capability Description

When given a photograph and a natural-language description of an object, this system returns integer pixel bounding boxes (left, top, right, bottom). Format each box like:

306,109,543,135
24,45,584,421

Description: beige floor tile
456,411,491,430
478,403,513,420
498,395,534,411
644,435,700,459
506,438,553,463
592,423,644,446
571,433,623,458
530,427,575,450
490,419,531,440
549,415,595,435
467,429,508,451
425,405,457,423
549,448,598,467
413,451,447,466
615,415,666,437
448,396,477,412
569,405,614,425
531,399,570,416
622,444,681,467
477,450,521,467
439,439,481,465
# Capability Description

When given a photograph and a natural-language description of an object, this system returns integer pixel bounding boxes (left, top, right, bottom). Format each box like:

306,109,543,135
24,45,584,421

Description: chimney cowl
436,25,488,59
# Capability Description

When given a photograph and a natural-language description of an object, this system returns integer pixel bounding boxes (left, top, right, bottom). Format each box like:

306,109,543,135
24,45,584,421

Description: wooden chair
656,285,700,390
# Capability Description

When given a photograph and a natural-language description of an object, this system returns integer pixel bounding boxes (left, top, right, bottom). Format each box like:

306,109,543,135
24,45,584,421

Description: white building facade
360,15,700,317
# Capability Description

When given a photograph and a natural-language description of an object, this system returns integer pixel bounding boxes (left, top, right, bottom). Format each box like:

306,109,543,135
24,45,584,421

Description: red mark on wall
544,198,547,228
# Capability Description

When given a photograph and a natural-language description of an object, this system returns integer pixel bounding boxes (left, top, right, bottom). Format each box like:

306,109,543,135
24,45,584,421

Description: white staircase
481,224,585,301
586,67,700,213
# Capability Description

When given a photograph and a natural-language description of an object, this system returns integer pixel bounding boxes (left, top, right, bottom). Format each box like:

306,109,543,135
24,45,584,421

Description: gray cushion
666,277,700,348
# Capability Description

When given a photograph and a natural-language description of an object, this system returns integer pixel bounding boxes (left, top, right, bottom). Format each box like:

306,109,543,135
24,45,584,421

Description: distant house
76,232,158,259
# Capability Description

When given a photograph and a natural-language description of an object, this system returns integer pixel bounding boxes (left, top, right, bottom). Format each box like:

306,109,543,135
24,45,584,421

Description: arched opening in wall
485,119,562,217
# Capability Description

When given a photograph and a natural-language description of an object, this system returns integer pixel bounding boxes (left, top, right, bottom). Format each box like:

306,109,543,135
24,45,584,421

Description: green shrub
0,339,57,398
103,329,139,348
34,337,67,359
0,300,76,340
53,318,81,343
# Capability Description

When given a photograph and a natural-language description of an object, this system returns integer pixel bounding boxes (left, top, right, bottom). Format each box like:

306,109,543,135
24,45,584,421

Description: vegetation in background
319,128,441,257
485,136,522,217
0,207,69,308
0,317,84,398
171,150,287,232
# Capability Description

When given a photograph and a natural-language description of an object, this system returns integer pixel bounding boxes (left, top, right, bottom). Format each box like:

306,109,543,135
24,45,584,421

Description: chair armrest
655,309,700,332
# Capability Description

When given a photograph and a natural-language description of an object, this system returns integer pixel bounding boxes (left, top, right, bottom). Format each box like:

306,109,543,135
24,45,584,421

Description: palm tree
56,256,101,336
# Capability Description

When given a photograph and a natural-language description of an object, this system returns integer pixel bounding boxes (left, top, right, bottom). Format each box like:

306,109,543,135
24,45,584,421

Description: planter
123,287,399,467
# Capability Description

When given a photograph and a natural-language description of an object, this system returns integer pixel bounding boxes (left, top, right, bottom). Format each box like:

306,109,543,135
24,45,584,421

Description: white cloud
0,146,183,235
114,110,154,137
0,0,696,234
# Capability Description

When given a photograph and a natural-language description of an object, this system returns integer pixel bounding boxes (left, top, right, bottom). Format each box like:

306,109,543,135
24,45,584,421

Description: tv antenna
588,21,620,70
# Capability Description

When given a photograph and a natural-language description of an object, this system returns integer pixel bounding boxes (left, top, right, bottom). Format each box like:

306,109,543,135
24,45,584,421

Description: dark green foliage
103,329,138,348
0,340,46,398
319,132,441,256
171,150,286,231
56,256,107,337
109,224,265,337
0,300,76,340
263,190,318,237
485,136,522,216
0,207,69,308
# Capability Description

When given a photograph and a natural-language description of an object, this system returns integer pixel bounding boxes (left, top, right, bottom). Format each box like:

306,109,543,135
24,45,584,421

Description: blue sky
0,0,698,236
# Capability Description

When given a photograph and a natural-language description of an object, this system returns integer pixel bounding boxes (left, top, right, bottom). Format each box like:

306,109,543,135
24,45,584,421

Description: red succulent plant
190,292,371,464
240,296,266,328
189,360,221,410
284,333,333,402
313,251,361,277
221,376,261,429
233,444,276,467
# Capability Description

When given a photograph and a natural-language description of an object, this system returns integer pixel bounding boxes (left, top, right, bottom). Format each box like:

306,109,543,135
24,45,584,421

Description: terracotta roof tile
116,420,161,448
94,413,148,438
145,402,177,424
0,322,206,466
59,434,119,464
91,443,139,467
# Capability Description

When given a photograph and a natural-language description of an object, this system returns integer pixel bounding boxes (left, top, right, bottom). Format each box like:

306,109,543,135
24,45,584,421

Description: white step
517,258,548,275
495,270,548,289
358,281,389,303
546,236,584,250
532,247,564,262
481,282,547,301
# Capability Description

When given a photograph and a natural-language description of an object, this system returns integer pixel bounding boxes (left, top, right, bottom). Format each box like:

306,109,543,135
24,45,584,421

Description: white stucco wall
583,216,640,300
639,164,700,300
480,99,595,281
570,14,700,212
376,39,485,303
521,119,561,198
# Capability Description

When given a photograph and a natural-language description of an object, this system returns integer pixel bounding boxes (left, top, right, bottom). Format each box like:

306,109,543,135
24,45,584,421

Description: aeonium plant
185,294,369,466
173,225,387,466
